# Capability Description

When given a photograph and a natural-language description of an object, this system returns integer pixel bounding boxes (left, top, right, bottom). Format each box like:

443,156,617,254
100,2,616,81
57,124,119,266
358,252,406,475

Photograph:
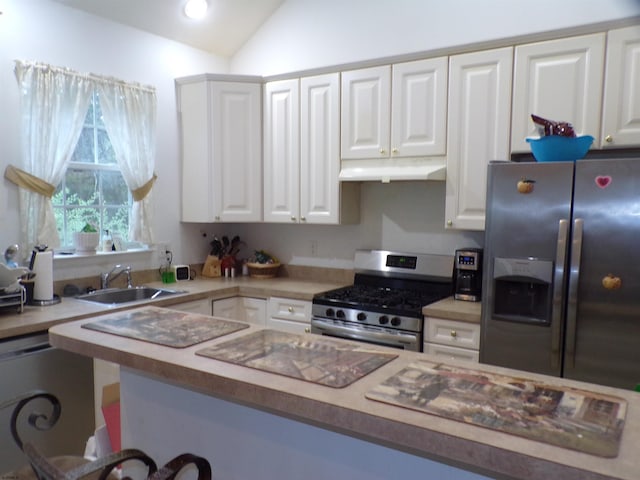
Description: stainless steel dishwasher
0,332,94,471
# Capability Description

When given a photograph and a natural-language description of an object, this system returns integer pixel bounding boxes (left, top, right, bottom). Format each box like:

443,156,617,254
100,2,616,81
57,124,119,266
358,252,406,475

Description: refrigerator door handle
551,219,569,369
565,218,584,368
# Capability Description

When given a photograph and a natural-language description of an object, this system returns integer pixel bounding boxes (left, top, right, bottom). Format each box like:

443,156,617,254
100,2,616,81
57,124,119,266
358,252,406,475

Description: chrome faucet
101,264,133,289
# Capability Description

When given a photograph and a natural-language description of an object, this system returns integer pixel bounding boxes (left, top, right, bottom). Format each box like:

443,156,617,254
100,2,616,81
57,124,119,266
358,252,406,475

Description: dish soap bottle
102,229,114,252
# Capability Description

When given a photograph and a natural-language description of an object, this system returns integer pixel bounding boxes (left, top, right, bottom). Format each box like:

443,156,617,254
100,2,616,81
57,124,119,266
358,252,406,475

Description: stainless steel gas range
311,250,454,351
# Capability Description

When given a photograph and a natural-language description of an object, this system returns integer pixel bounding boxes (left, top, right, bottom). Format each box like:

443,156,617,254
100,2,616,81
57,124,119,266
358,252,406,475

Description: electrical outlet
154,242,171,265
310,240,318,257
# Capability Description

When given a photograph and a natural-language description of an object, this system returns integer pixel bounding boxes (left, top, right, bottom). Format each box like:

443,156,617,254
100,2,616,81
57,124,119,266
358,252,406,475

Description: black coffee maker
454,248,483,302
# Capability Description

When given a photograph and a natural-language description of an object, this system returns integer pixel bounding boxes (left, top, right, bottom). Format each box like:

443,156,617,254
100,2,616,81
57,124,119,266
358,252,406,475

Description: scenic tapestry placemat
197,329,398,388
82,306,249,348
366,360,626,457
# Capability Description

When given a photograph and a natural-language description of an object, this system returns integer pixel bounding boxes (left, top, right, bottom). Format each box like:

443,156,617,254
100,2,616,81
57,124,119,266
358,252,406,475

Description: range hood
339,157,446,183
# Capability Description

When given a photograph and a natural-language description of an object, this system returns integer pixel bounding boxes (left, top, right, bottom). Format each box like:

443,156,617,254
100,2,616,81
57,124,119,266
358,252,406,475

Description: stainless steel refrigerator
480,157,640,390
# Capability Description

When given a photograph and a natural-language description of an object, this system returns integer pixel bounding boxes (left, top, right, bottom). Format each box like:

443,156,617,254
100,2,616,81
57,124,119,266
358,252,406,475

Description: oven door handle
311,319,419,348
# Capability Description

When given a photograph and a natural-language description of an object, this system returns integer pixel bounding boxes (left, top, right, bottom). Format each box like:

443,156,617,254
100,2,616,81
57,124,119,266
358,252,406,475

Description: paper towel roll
32,250,53,301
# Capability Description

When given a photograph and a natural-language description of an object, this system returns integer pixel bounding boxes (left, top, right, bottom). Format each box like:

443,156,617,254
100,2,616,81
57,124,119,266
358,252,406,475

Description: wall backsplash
52,264,355,298
182,181,485,269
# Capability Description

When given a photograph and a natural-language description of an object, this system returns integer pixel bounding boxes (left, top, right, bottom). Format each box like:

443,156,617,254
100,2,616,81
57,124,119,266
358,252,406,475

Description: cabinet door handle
450,330,457,338
605,135,613,143
391,148,398,154
291,216,297,222
288,307,294,313
379,148,386,155
300,216,306,222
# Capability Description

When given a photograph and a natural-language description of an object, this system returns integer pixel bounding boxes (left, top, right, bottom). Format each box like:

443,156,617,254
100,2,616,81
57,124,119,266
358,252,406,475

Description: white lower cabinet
169,298,213,316
423,317,480,363
213,297,266,325
243,298,267,325
266,296,312,334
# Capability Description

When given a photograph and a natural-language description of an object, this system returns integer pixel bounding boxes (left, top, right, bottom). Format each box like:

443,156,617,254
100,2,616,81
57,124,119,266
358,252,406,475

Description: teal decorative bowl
526,135,594,162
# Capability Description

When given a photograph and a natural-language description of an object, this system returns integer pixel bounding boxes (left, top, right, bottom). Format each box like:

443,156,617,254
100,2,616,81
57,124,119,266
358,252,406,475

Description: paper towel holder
28,244,61,306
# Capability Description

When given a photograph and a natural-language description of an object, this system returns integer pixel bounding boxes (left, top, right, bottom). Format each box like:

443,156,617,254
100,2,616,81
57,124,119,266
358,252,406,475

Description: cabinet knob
450,330,457,338
379,148,386,155
305,327,310,333
288,306,294,313
300,216,306,222
215,216,220,221
446,219,453,227
605,135,613,143
391,148,398,154
291,216,297,222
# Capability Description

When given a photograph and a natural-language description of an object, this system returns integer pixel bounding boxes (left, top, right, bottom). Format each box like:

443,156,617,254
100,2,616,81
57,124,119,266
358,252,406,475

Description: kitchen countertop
0,275,480,341
422,296,482,323
0,276,347,340
49,309,640,480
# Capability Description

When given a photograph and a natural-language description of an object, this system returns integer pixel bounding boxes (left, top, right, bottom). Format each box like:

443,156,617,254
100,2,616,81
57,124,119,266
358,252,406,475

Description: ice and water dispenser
491,257,554,325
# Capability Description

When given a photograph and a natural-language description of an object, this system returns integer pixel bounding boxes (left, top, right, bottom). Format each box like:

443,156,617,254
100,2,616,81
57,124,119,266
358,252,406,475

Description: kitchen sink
75,286,186,305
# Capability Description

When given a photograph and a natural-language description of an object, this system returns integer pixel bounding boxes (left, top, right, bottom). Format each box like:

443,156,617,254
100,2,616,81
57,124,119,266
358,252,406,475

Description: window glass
52,92,131,248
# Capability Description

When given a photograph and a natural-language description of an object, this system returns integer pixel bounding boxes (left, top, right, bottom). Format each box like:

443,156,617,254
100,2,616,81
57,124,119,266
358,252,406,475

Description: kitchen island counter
49,310,640,480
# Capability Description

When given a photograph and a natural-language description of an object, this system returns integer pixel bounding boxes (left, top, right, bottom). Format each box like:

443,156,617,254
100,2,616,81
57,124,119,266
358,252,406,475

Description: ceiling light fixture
184,0,208,20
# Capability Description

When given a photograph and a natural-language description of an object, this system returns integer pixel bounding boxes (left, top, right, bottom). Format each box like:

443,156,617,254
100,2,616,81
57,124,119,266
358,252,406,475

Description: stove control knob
325,308,335,317
336,310,345,319
390,317,401,327
357,312,367,321
379,315,389,325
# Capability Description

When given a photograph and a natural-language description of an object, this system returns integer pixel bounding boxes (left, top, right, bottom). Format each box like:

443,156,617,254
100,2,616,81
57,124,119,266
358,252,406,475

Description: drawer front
266,317,310,335
268,297,311,323
425,317,480,349
424,343,479,363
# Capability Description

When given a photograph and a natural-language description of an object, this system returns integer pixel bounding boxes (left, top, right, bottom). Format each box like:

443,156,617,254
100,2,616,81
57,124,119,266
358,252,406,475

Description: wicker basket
246,262,280,279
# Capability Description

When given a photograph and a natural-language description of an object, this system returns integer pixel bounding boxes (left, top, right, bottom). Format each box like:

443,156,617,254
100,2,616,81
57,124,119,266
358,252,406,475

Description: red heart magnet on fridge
595,175,612,189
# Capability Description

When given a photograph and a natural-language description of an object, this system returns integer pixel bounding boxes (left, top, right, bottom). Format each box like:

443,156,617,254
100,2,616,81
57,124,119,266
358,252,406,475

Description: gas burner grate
315,284,447,316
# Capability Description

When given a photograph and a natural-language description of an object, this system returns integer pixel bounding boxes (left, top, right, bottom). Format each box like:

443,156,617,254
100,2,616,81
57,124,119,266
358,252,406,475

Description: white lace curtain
13,61,94,252
9,60,157,253
97,82,157,244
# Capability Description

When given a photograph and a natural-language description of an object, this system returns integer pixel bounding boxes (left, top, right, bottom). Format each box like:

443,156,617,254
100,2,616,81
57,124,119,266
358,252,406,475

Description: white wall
0,0,226,273
231,0,640,76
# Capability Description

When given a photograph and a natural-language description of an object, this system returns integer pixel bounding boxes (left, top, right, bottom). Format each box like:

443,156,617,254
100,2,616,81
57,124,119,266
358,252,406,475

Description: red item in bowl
531,114,576,137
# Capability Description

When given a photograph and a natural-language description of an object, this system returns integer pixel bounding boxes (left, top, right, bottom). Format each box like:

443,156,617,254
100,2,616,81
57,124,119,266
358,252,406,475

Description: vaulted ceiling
51,0,285,57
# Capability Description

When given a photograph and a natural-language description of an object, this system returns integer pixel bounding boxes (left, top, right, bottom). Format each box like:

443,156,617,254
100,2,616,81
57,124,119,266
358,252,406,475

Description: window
53,92,131,247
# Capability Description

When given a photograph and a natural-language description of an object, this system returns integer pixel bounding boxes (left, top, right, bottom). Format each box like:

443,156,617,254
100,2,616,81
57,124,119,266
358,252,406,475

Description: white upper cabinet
263,79,300,223
300,73,359,224
264,75,359,224
341,58,448,161
445,47,513,231
511,33,605,152
177,78,262,222
601,25,640,148
391,58,448,157
341,66,391,159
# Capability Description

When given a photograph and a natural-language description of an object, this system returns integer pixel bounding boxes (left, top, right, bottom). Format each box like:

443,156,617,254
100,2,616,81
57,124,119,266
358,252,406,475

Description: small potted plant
73,223,100,254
